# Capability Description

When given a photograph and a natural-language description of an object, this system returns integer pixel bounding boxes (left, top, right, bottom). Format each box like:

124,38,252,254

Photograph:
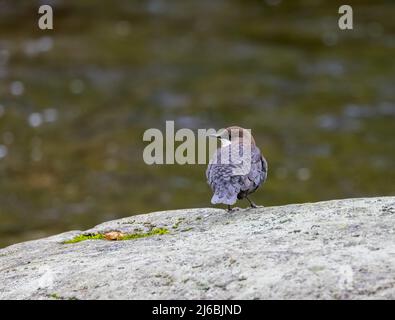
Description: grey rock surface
1,197,395,300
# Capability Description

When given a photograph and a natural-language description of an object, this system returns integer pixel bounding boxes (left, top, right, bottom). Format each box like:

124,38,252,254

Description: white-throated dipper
206,126,268,211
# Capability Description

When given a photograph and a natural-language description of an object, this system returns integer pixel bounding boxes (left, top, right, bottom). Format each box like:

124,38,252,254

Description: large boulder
1,197,394,299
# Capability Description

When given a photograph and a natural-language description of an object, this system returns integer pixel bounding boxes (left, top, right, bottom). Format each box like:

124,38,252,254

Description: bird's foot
249,204,264,209
227,206,241,212
246,196,261,209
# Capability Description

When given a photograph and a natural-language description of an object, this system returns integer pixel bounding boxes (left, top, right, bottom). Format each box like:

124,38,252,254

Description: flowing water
0,0,394,247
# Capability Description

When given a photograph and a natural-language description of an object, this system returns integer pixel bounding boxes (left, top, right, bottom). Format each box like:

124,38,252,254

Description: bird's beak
209,129,227,139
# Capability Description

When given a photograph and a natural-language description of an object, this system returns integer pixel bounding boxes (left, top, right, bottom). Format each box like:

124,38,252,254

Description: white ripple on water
0,144,8,159
10,81,24,96
27,109,58,128
23,36,53,57
28,113,43,128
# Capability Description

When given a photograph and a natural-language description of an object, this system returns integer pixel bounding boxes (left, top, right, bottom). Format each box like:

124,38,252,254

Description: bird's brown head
210,126,256,146
224,126,256,145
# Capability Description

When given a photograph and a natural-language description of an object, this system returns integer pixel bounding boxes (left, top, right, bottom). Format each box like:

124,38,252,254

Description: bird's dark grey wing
206,145,268,205
241,146,267,193
260,154,268,183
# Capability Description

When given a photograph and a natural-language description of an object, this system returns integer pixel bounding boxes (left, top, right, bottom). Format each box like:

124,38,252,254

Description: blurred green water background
0,0,394,248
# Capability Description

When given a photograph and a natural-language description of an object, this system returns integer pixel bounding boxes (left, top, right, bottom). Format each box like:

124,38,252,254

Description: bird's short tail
211,192,237,205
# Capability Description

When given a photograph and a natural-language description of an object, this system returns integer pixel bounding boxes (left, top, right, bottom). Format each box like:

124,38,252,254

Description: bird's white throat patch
220,138,232,148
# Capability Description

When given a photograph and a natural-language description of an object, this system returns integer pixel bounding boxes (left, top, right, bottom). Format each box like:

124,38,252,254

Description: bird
206,126,268,211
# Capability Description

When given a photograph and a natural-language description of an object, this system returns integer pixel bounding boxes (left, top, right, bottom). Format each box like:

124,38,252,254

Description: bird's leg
246,196,258,208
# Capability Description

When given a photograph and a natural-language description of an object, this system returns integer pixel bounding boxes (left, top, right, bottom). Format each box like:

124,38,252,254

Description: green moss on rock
63,233,105,244
63,228,169,244
122,228,169,240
